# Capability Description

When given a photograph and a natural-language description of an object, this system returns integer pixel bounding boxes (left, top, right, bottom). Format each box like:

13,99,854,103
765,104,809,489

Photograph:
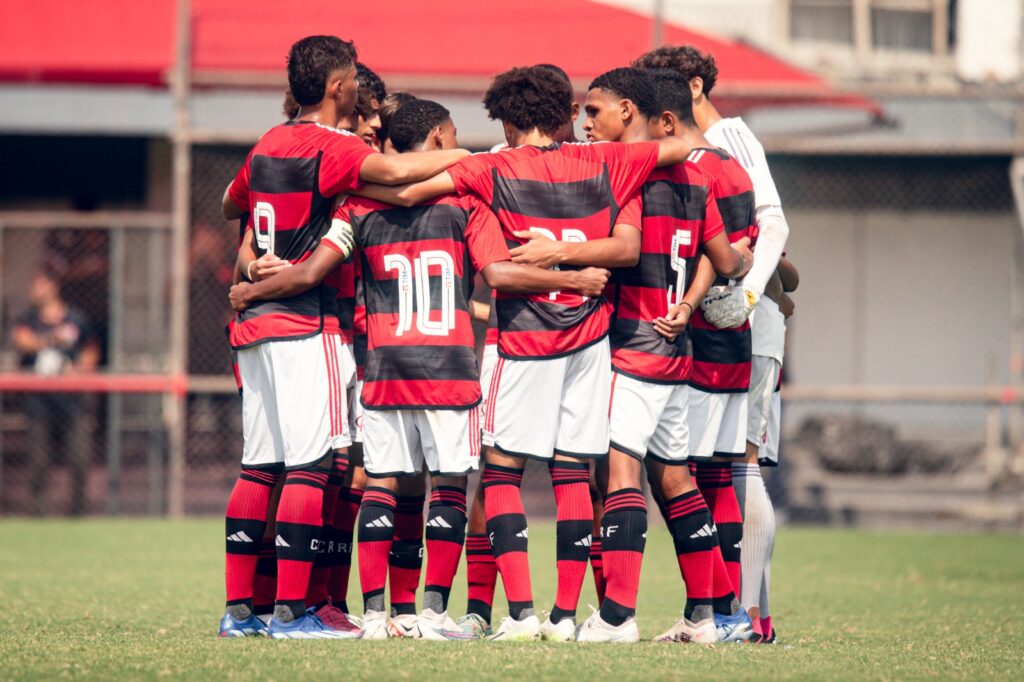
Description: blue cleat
714,610,755,643
218,612,269,638
268,613,353,639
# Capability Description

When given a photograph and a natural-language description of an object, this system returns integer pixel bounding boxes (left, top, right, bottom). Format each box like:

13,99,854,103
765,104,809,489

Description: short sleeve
707,122,781,209
616,192,642,232
227,152,252,212
701,178,725,243
448,152,498,201
319,133,377,197
463,197,510,273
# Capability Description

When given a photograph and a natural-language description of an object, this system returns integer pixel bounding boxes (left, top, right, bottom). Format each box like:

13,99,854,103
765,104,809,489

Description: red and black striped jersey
448,141,659,359
228,120,375,349
686,147,756,393
334,194,510,409
610,161,725,384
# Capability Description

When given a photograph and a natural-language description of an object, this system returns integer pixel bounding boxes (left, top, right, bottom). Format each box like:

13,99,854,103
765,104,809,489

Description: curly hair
377,92,418,145
646,69,696,127
483,66,573,135
282,88,300,119
287,35,357,106
588,67,659,119
388,99,451,153
355,62,387,104
632,45,718,96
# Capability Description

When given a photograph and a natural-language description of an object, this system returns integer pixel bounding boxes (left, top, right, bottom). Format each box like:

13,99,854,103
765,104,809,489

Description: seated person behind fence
11,267,100,515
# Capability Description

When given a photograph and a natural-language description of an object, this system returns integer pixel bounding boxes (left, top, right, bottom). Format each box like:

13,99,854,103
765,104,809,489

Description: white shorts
609,372,689,463
479,343,498,448
239,334,355,469
687,387,748,460
759,390,781,466
484,338,611,460
362,407,482,477
747,356,782,447
349,378,365,444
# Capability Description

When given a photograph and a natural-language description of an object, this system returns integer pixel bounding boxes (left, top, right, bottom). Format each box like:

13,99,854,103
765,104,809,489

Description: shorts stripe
469,406,480,460
323,334,337,436
330,338,346,438
608,371,618,418
485,357,505,433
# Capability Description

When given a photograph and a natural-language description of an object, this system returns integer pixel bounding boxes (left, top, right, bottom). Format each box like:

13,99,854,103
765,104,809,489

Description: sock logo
515,529,529,539
602,525,618,537
365,515,394,528
426,516,452,529
689,524,714,539
574,534,593,547
227,531,254,543
733,541,742,549
274,534,291,548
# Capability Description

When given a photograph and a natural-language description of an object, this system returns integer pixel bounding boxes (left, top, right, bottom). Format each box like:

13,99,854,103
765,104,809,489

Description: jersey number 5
383,251,456,337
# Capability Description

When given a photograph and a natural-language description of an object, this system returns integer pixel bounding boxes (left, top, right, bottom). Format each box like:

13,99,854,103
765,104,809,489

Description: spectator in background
11,267,100,515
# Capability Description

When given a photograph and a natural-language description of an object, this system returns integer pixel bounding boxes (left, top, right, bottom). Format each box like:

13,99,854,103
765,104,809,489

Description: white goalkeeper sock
732,463,775,611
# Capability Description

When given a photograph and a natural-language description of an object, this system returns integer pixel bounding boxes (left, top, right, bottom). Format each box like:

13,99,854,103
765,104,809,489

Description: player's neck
693,97,722,133
678,126,712,150
512,130,556,147
296,103,341,129
619,120,650,144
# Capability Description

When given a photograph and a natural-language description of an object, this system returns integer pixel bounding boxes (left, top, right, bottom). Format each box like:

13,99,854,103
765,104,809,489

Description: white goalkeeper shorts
484,338,611,460
609,372,689,463
349,378,365,444
747,356,782,448
759,390,781,466
687,387,748,460
479,343,498,448
362,407,482,478
239,333,355,469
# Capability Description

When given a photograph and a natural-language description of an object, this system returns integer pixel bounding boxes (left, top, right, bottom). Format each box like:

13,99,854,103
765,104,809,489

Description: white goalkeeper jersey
706,117,786,363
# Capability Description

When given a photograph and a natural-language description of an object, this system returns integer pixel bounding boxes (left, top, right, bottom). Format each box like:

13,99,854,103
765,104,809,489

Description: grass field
0,520,1021,680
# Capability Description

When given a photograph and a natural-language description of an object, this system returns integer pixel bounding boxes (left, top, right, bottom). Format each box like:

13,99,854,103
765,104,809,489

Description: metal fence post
105,225,125,515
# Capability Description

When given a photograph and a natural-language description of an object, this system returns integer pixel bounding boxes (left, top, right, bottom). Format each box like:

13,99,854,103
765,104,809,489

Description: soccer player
218,35,469,639
571,67,752,643
377,91,418,154
228,98,611,641
634,46,792,644
350,63,386,150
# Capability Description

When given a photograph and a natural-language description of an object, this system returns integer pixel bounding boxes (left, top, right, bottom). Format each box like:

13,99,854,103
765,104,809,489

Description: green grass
0,520,1021,680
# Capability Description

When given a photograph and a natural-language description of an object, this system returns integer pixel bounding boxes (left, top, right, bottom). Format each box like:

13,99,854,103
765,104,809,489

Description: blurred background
0,0,1021,527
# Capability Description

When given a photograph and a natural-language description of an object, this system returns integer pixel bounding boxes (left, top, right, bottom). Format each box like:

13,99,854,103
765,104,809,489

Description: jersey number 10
383,251,457,337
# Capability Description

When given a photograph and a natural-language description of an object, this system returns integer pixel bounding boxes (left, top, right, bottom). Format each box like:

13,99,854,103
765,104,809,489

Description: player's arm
358,150,469,186
352,172,456,207
653,255,714,341
234,229,291,283
777,256,799,292
222,183,244,220
703,232,752,280
654,136,693,167
222,152,252,220
481,261,610,297
468,274,492,325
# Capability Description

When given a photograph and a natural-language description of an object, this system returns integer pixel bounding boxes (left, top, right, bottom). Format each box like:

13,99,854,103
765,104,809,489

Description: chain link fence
1,140,1022,524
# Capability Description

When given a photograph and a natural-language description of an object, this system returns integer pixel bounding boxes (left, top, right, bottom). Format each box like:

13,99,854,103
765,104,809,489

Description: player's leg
328,446,365,614
758,386,782,643
545,339,612,640
589,462,607,605
461,479,497,635
253,479,282,624
389,475,426,626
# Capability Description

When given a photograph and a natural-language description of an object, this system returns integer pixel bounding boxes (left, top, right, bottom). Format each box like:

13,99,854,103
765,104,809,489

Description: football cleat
576,608,639,643
267,613,351,639
360,610,389,640
539,613,577,642
653,615,717,644
714,610,755,643
455,613,492,638
387,613,422,639
218,611,269,638
310,601,361,639
418,609,480,641
486,614,541,641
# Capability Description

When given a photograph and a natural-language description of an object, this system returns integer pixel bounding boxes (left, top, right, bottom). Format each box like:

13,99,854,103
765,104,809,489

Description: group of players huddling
218,34,799,643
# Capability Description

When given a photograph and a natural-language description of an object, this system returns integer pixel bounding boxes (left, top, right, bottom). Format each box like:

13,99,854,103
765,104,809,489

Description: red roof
0,0,877,112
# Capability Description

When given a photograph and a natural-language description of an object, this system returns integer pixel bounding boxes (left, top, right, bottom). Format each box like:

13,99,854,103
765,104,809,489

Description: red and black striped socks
274,468,330,620
549,461,592,625
695,461,743,598
357,486,397,614
306,451,349,607
328,486,363,612
389,494,425,616
483,464,533,620
598,488,647,626
424,486,468,614
663,488,717,622
225,466,281,617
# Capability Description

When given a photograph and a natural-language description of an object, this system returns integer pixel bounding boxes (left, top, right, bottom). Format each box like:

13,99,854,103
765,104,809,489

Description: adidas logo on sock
426,516,452,529
574,534,593,547
515,529,529,539
275,534,291,548
365,516,393,529
689,524,714,539
227,531,254,543
734,541,742,549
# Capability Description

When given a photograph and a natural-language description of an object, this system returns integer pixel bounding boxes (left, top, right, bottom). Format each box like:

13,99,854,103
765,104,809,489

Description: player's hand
510,231,564,269
732,236,754,279
249,253,291,281
653,303,692,341
229,282,253,311
570,267,611,297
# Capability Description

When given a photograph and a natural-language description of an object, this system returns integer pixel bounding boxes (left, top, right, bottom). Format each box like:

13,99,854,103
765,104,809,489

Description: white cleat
654,615,718,644
486,614,541,641
360,610,389,640
455,613,491,638
387,613,422,639
418,609,479,641
539,614,577,642
576,609,640,643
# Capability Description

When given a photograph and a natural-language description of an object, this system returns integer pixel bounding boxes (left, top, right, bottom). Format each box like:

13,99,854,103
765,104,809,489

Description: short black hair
646,69,696,127
356,62,387,104
287,35,358,106
633,46,719,95
378,92,418,144
588,67,659,119
282,88,300,119
388,99,452,153
483,66,573,135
